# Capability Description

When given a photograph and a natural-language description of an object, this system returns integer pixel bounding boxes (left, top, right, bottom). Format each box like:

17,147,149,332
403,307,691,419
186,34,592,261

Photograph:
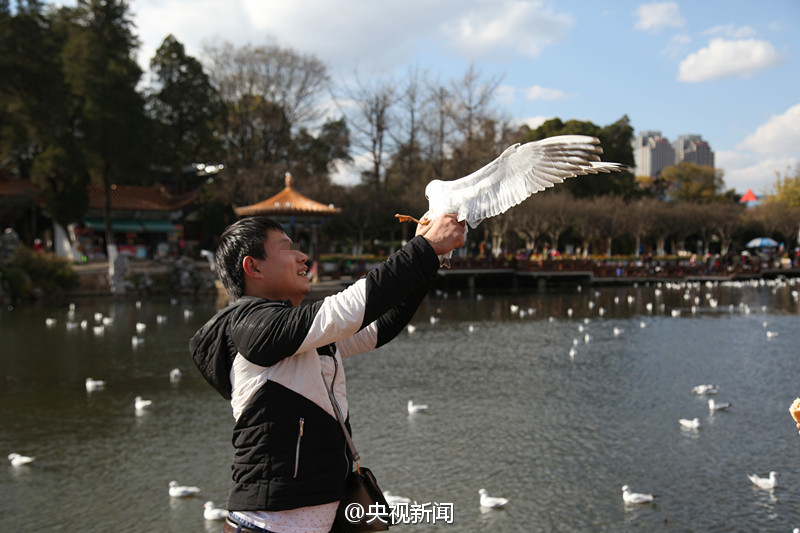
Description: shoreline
59,259,800,301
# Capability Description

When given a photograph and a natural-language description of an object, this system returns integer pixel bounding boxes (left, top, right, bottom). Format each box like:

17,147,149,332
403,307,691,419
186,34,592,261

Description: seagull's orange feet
394,213,430,225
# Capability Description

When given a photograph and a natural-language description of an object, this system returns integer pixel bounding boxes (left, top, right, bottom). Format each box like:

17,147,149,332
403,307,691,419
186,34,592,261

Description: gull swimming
708,399,731,413
407,400,428,414
135,396,152,412
747,471,777,490
169,480,200,497
203,501,228,520
692,384,719,395
383,491,411,507
169,368,182,384
621,485,656,504
85,377,106,392
8,453,35,467
679,418,700,429
478,488,509,508
406,324,417,334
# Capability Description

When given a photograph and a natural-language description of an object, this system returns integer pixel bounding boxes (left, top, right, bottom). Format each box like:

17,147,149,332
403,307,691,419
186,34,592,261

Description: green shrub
0,246,77,301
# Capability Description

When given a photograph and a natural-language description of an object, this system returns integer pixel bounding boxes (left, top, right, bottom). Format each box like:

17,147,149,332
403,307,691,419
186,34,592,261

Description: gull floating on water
135,396,152,412
203,501,228,520
613,327,624,336
8,453,35,467
169,368,182,384
708,399,732,413
679,418,700,429
692,384,718,395
406,324,417,334
478,488,508,508
407,400,428,414
169,480,200,497
766,331,779,338
383,491,411,507
621,485,656,504
135,322,146,333
747,471,777,490
85,377,106,392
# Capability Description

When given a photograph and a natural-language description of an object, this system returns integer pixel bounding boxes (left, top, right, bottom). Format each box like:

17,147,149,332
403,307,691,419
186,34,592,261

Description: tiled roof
235,174,341,217
87,183,197,211
0,172,196,212
0,171,41,198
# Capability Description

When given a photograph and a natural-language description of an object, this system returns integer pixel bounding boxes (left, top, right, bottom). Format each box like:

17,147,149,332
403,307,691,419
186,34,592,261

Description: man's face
251,230,310,305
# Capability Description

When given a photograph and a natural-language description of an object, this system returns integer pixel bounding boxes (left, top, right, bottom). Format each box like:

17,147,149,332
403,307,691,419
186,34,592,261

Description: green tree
660,162,726,203
59,0,149,251
523,116,636,198
0,0,70,179
766,164,800,207
29,139,89,229
147,34,224,193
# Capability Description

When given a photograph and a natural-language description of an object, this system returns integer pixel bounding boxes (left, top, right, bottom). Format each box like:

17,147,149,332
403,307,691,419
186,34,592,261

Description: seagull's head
621,485,629,492
424,180,444,202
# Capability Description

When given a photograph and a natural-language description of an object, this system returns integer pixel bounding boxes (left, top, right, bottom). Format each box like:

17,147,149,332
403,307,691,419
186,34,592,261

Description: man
190,214,465,533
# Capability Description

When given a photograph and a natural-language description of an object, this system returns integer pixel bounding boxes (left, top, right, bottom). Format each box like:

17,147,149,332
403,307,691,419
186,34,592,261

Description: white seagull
169,368,182,384
383,491,412,507
85,377,106,392
708,399,732,413
8,453,35,467
407,400,428,414
203,501,228,520
395,135,623,265
169,480,200,497
621,485,656,504
747,471,778,490
134,396,152,412
692,384,719,395
679,417,700,429
478,488,509,508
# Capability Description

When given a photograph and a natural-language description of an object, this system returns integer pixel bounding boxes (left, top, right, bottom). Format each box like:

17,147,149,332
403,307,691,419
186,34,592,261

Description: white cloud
678,38,784,82
717,104,800,193
718,151,797,195
513,115,552,130
634,2,684,33
662,34,691,59
702,24,757,39
737,103,800,155
525,85,569,101
495,85,517,107
443,1,572,60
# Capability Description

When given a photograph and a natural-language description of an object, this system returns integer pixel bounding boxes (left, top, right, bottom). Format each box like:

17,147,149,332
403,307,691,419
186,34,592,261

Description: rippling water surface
2,279,799,532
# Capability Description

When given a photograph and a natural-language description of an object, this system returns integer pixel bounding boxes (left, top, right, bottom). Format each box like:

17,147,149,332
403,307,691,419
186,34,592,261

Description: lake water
2,278,800,532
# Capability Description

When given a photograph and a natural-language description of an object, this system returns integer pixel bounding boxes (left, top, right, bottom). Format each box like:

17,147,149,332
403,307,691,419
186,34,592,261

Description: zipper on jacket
293,417,304,478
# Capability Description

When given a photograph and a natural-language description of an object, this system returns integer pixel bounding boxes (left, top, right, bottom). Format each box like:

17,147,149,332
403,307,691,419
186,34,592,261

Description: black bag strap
322,361,361,468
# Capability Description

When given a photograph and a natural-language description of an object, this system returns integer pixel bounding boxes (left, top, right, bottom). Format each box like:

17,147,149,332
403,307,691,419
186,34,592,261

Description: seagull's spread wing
425,135,623,229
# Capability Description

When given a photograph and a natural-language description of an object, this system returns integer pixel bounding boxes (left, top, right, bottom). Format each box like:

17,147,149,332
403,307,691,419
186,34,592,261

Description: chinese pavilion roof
235,174,341,217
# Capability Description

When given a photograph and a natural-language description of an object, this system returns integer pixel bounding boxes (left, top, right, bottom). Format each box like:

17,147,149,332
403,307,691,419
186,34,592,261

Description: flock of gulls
11,299,232,522
11,276,799,523
405,276,798,513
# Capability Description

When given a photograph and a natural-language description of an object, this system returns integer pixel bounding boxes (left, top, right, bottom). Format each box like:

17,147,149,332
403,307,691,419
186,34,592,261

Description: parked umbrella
745,237,779,248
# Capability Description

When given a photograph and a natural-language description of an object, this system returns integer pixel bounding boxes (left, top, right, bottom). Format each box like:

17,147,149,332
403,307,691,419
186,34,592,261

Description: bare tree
590,195,631,257
203,41,329,128
447,64,503,178
340,74,396,196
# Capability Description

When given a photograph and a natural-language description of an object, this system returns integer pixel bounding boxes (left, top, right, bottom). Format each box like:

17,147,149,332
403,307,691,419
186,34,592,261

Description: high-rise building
632,131,675,177
673,134,715,168
632,131,714,177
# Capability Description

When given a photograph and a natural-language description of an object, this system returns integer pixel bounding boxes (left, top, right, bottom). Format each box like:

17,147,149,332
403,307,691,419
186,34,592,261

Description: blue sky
53,0,800,194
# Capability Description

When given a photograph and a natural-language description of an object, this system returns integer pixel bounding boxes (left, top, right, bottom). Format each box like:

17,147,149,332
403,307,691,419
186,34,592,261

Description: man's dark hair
215,216,284,301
